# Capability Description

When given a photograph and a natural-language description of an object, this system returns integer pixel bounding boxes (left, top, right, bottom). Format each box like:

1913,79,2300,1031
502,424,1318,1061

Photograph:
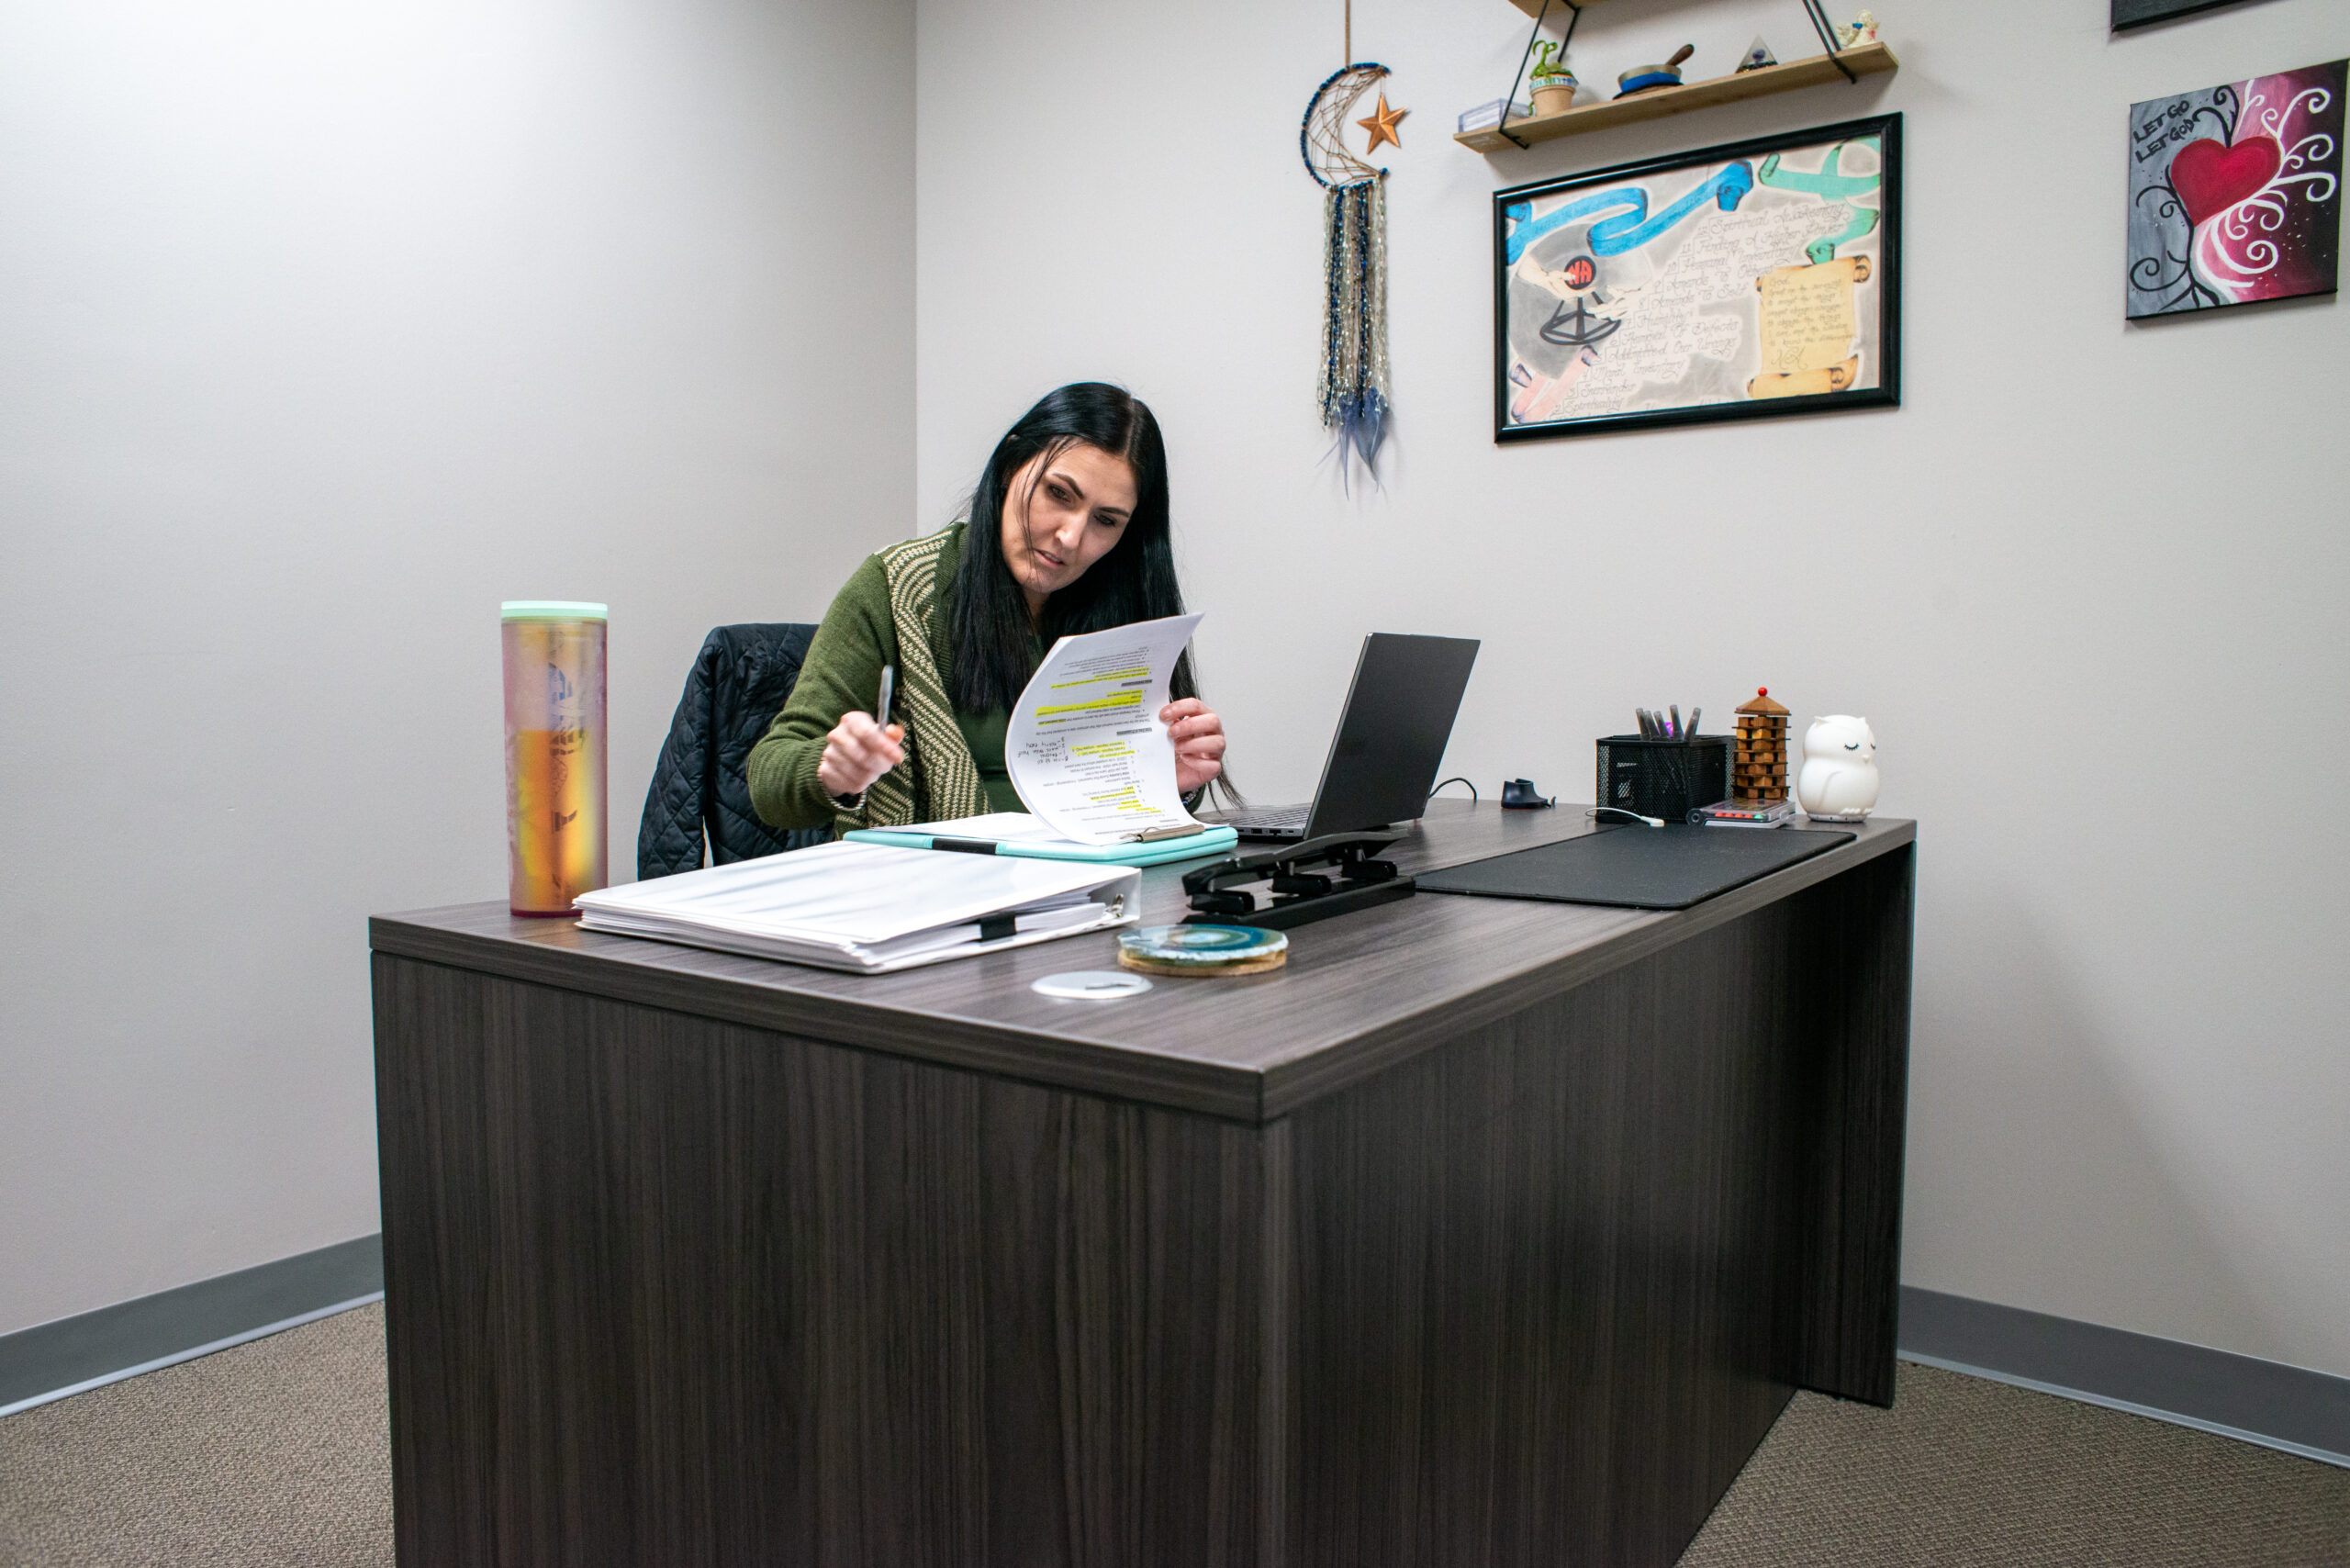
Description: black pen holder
1595,735,1729,822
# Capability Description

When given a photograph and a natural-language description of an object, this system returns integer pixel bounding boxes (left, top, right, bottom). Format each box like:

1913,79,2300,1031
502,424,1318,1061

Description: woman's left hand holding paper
1160,699,1226,793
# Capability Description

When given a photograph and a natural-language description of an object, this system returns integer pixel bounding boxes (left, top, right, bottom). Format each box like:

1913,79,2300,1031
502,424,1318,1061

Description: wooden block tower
1732,688,1790,801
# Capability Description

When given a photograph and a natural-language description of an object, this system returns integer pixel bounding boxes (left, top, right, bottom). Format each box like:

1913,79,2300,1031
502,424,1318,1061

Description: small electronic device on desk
1181,831,1410,930
1690,797,1796,828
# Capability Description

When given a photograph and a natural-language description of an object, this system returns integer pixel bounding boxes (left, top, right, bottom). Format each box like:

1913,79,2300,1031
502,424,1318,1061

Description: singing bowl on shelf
1616,44,1695,98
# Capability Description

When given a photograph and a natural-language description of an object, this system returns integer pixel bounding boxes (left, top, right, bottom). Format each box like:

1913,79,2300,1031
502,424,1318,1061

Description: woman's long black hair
949,383,1201,716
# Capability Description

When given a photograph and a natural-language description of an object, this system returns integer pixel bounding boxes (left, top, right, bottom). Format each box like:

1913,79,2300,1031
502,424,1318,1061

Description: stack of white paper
573,841,1139,974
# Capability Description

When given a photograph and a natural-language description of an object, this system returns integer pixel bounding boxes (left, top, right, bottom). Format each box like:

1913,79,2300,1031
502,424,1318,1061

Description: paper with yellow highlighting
1007,613,1203,846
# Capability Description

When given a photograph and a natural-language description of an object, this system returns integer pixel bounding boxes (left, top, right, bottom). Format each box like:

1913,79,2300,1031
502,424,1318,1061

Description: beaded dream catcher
1301,25,1404,487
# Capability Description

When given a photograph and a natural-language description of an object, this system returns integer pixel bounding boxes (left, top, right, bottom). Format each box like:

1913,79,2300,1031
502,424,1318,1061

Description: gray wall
7,0,2344,1383
914,0,2350,1374
0,0,914,1336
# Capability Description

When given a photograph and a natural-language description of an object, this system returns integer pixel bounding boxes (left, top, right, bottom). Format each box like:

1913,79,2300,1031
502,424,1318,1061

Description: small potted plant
1529,41,1578,116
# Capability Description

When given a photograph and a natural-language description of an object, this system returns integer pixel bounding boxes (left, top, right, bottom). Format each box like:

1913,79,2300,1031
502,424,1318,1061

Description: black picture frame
1493,112,1902,444
2113,0,2276,31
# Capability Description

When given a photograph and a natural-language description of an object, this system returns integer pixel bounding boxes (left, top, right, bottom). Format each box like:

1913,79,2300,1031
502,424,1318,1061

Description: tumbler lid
501,600,608,622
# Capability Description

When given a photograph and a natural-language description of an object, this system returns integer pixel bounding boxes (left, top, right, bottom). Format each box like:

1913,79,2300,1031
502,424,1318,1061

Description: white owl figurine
1796,715,1880,821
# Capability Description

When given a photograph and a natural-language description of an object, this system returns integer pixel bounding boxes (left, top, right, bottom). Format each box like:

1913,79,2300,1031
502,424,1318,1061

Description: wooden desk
371,802,1914,1567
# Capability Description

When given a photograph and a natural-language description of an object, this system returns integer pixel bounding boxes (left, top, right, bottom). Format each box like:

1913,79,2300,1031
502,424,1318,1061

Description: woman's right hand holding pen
817,711,904,801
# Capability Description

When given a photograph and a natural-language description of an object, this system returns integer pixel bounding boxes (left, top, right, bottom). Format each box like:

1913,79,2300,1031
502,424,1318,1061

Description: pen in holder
1595,734,1729,824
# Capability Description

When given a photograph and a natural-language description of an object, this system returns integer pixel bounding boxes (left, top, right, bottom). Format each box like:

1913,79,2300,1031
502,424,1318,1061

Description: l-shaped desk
370,802,1914,1567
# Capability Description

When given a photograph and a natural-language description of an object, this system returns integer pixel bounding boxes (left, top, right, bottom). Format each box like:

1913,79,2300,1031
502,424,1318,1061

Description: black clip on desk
1181,830,1412,928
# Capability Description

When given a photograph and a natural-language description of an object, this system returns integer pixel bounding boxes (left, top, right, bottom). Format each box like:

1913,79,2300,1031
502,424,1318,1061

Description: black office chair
637,622,832,879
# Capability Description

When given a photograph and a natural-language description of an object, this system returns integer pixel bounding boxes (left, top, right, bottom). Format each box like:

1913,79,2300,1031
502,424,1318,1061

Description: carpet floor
0,1302,2341,1566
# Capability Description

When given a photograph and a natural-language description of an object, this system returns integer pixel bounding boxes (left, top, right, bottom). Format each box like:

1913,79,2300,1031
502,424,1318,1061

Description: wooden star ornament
1357,92,1408,153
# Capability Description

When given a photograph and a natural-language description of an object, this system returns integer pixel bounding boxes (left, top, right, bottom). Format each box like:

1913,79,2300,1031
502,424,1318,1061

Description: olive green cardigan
746,522,1037,834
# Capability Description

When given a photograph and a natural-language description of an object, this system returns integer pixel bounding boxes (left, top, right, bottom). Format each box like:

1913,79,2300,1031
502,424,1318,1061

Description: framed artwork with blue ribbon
1493,114,1902,442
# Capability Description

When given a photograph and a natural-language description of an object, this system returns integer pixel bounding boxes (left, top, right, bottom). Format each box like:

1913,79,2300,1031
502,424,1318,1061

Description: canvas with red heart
2127,60,2345,319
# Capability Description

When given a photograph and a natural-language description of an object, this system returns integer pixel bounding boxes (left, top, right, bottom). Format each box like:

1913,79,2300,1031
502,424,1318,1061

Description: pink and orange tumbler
500,601,608,915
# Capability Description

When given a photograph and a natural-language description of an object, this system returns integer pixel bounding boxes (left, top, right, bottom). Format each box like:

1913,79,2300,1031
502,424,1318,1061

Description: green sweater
746,523,1035,831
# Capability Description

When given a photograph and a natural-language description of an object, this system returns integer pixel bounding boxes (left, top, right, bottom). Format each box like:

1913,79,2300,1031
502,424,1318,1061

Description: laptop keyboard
1225,803,1311,833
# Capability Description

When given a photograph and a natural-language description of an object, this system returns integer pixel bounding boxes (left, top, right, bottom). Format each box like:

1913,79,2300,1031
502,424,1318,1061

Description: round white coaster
1032,970,1154,1001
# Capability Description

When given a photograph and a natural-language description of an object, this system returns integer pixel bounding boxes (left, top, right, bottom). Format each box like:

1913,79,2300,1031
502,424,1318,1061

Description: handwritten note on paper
1550,200,1852,420
1756,256,1867,374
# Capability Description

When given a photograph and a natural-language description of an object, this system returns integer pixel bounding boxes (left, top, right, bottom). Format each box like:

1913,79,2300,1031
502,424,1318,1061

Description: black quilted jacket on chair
637,623,832,879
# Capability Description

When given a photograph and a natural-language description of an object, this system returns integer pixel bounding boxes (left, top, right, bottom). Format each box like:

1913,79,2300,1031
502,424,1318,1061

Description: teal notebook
845,812,1237,868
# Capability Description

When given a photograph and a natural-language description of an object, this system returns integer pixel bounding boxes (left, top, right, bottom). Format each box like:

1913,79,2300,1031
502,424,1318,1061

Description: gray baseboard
1900,1284,2349,1468
6,1241,2343,1471
0,1234,383,1417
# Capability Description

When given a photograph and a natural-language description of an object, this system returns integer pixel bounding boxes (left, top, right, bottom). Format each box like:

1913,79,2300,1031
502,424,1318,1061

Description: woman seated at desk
747,382,1227,832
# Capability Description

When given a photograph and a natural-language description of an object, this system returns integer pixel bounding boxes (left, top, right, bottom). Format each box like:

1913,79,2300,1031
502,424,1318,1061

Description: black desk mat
1415,823,1854,911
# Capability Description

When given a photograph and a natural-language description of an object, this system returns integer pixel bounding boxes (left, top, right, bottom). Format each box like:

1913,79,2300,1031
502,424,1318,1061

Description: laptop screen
1304,633,1481,837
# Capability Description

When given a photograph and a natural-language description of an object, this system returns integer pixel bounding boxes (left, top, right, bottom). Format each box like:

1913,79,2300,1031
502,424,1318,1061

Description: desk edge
371,821,1916,1124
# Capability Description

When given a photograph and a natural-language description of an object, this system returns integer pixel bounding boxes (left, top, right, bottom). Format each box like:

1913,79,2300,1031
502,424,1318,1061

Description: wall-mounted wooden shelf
1457,40,1897,153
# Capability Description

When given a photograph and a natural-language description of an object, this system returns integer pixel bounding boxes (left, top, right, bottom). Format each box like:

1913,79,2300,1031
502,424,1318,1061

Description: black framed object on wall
1493,113,1901,443
2113,0,2276,31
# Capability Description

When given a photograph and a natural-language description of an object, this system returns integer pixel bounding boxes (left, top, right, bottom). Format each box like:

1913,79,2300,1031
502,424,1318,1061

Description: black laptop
1207,633,1480,842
